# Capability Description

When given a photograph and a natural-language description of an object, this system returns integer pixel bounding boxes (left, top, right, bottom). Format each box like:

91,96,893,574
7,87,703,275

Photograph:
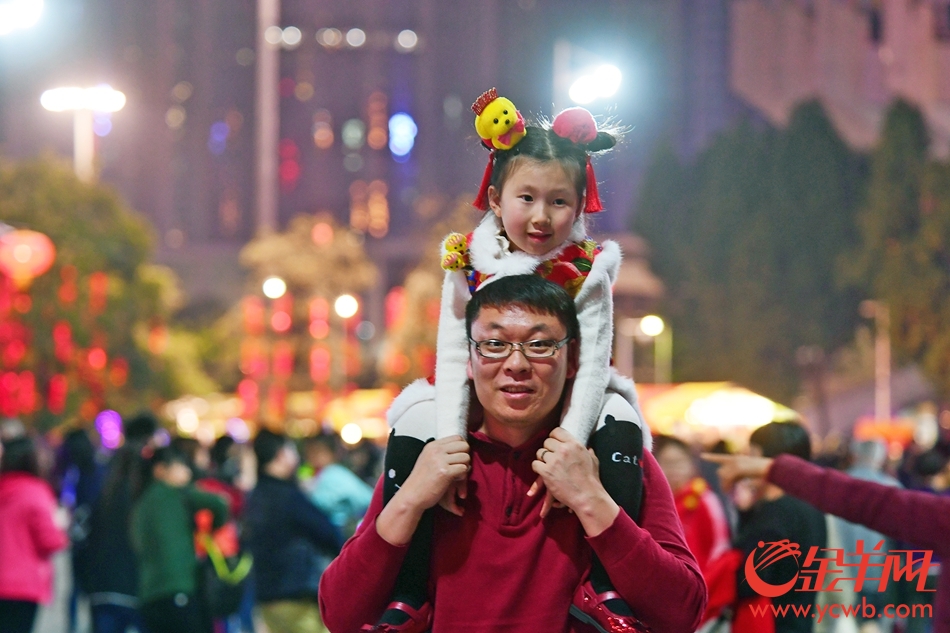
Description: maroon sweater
318,428,706,633
768,455,950,633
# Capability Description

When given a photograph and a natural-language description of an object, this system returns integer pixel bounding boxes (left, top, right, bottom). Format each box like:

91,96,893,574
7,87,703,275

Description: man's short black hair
749,421,812,461
254,429,288,473
465,275,579,341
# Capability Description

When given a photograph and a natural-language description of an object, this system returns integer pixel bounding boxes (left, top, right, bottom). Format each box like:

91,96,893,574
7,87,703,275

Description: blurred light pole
860,300,891,421
640,315,672,385
0,0,43,36
615,315,672,384
616,317,639,380
255,0,280,234
40,85,126,183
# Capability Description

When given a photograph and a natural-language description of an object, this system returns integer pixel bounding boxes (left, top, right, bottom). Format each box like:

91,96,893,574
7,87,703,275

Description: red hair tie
472,150,495,211
584,155,603,213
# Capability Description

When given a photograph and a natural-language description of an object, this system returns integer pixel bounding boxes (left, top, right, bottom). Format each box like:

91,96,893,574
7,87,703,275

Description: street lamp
40,85,126,183
552,39,622,112
0,0,42,36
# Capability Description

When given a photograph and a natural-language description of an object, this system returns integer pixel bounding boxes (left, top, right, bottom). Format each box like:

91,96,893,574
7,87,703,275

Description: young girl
368,89,651,633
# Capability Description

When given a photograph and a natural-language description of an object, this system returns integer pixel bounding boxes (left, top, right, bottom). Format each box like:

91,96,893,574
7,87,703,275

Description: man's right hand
402,436,471,512
376,436,470,546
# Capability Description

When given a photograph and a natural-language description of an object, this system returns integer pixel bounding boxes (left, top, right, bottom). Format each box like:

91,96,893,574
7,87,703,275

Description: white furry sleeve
559,241,622,443
433,271,472,439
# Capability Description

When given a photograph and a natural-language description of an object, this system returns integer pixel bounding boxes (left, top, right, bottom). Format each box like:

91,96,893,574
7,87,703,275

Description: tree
207,214,378,425
634,102,867,401
376,196,478,385
0,159,205,430
843,100,950,396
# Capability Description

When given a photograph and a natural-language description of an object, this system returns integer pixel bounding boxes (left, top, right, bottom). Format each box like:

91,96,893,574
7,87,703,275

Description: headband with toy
470,88,604,214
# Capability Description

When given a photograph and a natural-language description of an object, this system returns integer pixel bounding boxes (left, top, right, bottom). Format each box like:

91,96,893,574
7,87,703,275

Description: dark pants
92,603,143,633
0,600,38,633
141,594,207,633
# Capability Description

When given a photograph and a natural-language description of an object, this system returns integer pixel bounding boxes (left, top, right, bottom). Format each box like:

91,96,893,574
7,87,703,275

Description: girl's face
488,159,582,256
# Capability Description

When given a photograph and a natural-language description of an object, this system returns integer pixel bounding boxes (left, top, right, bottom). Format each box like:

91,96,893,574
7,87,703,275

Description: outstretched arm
703,452,950,556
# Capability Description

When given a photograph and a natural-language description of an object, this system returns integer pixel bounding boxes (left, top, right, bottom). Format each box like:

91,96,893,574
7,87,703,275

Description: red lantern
0,230,56,290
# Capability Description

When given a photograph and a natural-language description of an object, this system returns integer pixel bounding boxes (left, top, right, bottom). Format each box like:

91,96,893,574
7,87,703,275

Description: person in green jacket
131,444,228,633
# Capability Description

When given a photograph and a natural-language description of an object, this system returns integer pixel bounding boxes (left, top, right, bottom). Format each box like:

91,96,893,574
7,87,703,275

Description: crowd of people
0,413,376,633
0,387,947,633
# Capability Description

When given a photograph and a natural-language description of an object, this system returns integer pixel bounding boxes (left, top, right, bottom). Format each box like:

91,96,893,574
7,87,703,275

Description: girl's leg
587,412,645,616
367,400,437,631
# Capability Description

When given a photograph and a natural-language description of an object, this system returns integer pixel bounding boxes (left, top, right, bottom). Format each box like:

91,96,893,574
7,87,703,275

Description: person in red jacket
0,436,69,633
703,450,950,633
319,275,706,633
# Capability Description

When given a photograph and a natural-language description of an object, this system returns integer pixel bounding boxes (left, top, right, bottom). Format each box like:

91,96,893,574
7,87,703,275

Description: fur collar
468,213,588,279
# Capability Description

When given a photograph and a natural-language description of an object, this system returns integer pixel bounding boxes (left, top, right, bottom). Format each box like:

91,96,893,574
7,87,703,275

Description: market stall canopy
636,382,799,447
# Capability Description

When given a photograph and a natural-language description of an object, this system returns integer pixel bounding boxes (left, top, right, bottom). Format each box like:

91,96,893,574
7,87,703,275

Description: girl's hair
749,421,812,461
489,122,621,199
0,436,40,477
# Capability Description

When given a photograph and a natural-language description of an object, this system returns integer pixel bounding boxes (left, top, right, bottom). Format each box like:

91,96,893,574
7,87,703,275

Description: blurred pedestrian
734,421,827,633
196,435,251,633
703,444,950,633
244,430,343,633
57,427,109,632
654,435,733,628
84,411,159,633
131,445,229,633
302,432,373,537
0,435,69,633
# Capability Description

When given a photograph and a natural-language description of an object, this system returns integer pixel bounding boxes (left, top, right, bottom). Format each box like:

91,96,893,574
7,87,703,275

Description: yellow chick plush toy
471,88,526,151
440,232,469,272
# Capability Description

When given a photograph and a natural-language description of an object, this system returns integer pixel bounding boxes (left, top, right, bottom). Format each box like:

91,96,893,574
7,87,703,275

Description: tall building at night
1,0,739,317
730,0,950,155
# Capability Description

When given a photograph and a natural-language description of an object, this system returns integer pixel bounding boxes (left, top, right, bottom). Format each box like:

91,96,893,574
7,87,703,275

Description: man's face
466,304,578,435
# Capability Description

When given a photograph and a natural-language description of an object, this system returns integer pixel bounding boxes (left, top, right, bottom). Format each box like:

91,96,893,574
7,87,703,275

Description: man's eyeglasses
469,337,572,359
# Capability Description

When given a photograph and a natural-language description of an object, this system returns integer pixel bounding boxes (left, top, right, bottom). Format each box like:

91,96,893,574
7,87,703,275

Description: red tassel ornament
584,155,603,213
472,150,495,211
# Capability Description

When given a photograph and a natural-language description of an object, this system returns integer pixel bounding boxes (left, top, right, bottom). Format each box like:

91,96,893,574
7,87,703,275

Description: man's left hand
529,428,618,535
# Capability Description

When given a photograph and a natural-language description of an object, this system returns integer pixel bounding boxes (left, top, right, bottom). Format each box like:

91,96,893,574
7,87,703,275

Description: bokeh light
395,29,418,52
388,112,417,158
346,28,366,47
226,417,251,443
342,118,365,149
569,64,622,105
281,26,302,48
639,315,665,337
334,294,359,318
176,407,199,434
94,409,123,450
40,85,126,113
264,25,283,45
0,0,43,36
262,276,287,299
340,423,363,445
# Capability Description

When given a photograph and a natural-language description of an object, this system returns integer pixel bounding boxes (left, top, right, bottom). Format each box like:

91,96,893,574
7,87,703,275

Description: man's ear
488,185,502,218
466,354,474,380
566,339,579,380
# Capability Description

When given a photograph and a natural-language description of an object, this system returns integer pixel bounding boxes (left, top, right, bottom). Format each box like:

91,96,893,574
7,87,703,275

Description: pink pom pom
552,107,598,144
